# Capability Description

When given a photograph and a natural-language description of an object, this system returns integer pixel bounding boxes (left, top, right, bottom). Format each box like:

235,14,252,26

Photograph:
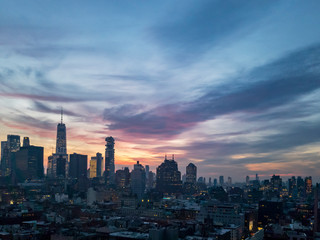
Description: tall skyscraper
186,163,197,184
56,111,67,155
156,155,182,195
1,141,8,176
115,167,130,188
69,153,87,179
2,135,21,176
131,161,146,199
105,136,115,186
48,111,68,178
90,152,103,178
15,145,44,182
219,176,224,186
23,137,30,147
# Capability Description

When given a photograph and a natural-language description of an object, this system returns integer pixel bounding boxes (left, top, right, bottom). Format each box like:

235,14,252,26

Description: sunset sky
1,0,320,182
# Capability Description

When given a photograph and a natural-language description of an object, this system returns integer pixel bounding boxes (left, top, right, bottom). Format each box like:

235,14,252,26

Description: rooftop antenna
165,154,167,160
61,107,63,124
172,154,174,160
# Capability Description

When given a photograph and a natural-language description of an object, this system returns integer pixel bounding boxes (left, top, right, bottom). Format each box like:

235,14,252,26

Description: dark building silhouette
1,135,20,176
69,153,87,179
105,136,115,186
115,167,130,188
48,112,68,178
56,155,67,178
15,145,44,181
156,155,182,195
258,199,283,227
56,111,67,155
186,163,197,184
131,161,146,199
219,176,224,186
22,137,30,147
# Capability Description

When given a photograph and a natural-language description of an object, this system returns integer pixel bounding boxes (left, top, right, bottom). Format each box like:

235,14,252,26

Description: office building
69,153,87,179
156,155,182,195
186,163,197,184
90,152,103,178
219,176,224,186
115,167,130,188
22,137,30,147
131,161,146,199
105,136,115,185
15,145,44,181
48,112,68,178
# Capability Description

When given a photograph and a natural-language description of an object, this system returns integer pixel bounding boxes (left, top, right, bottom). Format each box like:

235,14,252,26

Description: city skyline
1,1,320,181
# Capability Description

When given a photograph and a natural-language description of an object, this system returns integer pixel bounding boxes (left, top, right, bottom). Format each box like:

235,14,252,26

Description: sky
1,0,320,182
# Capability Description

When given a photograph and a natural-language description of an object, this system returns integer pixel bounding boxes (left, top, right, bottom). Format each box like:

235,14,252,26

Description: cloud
151,0,277,63
103,44,320,137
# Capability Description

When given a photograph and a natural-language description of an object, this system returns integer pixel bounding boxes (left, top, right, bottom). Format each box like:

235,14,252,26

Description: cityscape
1,1,320,240
0,114,319,239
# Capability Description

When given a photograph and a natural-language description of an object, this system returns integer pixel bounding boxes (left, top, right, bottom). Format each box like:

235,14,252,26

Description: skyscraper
15,145,44,182
2,135,21,176
69,153,87,179
219,176,224,186
131,161,146,199
56,111,67,155
105,136,115,186
90,152,103,178
48,111,68,178
156,155,182,195
23,137,30,147
186,163,197,184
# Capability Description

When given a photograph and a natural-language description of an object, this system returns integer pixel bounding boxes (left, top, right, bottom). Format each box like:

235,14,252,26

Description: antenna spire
61,107,63,124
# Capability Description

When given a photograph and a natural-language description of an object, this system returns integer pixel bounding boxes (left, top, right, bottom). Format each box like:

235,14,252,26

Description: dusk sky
1,0,320,182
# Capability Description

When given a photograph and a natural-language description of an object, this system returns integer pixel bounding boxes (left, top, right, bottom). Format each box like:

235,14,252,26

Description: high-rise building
105,136,115,186
69,153,87,179
15,145,44,181
214,178,217,187
246,176,250,185
228,176,232,186
23,137,30,147
115,167,130,188
305,176,312,196
219,176,224,186
131,161,146,199
90,152,103,178
1,135,21,176
48,112,68,178
56,111,67,155
55,155,67,178
1,141,8,176
156,155,182,195
145,165,149,180
186,163,197,184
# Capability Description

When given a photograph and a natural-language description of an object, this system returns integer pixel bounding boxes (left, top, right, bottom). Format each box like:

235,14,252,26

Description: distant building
22,137,30,147
228,176,232,186
2,135,21,176
48,112,68,178
156,155,182,195
115,167,130,188
69,153,87,179
15,145,44,181
90,153,103,178
131,161,146,199
219,176,224,186
305,176,312,196
105,136,115,186
186,163,197,184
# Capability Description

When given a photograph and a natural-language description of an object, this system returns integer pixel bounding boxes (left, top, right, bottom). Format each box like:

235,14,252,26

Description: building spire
172,154,174,160
61,107,63,124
